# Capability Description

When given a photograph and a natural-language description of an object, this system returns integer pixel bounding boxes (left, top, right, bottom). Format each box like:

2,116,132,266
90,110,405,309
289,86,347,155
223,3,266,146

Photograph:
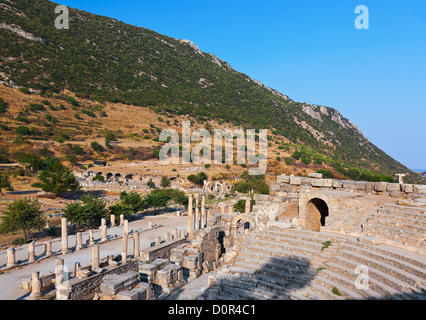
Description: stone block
283,184,297,193
354,181,366,190
40,272,55,289
100,280,124,295
333,180,343,188
131,287,147,300
253,194,269,201
269,182,281,192
373,182,387,192
289,176,302,185
277,175,290,183
403,184,414,193
117,290,139,300
157,264,182,287
413,185,426,194
365,182,373,191
277,192,288,197
311,178,323,187
301,177,311,185
183,253,203,270
386,183,400,192
323,179,333,188
308,172,323,179
20,278,31,290
287,192,299,198
342,181,355,189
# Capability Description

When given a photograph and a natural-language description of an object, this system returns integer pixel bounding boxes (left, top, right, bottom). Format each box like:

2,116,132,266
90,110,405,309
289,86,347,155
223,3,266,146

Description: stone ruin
8,173,426,300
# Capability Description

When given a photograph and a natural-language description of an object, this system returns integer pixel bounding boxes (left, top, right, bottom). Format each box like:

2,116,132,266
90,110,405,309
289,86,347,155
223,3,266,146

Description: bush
16,126,31,136
91,141,104,152
187,172,207,186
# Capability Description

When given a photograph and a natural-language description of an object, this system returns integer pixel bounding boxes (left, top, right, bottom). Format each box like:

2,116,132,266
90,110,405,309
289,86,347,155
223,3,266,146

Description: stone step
266,228,426,268
362,222,425,247
318,268,382,300
340,243,426,279
242,238,319,261
337,250,424,290
366,215,426,233
312,274,366,300
237,249,310,270
324,261,408,299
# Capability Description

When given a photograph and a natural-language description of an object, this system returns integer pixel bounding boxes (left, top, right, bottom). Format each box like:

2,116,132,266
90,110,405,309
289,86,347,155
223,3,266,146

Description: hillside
0,0,424,184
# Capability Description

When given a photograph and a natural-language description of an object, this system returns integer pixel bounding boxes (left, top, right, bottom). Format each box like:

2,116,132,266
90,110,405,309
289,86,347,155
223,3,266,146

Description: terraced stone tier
202,228,426,300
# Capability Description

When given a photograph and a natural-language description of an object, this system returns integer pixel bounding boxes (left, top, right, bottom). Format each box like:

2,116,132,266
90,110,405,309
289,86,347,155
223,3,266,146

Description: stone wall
139,238,187,262
269,174,426,199
65,260,139,300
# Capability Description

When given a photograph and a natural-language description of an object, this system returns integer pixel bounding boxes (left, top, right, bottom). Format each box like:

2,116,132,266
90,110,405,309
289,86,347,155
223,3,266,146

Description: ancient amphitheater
199,174,426,300
2,173,425,301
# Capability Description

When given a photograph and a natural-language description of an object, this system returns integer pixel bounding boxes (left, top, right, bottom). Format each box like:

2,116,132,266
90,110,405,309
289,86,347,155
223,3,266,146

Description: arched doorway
305,198,329,232
230,214,256,246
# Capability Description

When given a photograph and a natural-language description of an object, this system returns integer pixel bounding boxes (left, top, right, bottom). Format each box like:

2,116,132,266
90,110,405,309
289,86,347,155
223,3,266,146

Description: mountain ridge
0,0,424,184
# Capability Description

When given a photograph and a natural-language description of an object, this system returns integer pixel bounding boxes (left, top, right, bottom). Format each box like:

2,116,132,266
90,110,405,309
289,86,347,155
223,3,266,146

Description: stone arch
87,170,94,177
114,173,122,182
299,195,329,232
124,174,133,182
105,172,113,181
230,213,256,245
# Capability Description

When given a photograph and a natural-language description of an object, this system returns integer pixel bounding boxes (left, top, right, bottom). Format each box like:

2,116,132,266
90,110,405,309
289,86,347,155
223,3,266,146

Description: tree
119,191,146,214
108,203,134,220
0,197,45,241
232,171,269,194
160,176,171,188
145,189,171,214
187,172,207,186
0,172,13,195
38,161,80,196
80,194,108,225
63,202,86,231
105,131,116,149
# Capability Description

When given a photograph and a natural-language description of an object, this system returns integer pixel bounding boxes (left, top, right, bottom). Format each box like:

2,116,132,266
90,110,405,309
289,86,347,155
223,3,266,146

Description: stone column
120,214,124,226
123,220,129,235
75,262,81,278
133,232,140,259
164,232,170,242
110,214,116,227
55,258,64,288
92,245,100,270
101,224,107,242
155,236,161,246
28,241,35,263
201,206,206,229
122,235,128,261
61,217,69,254
89,230,95,246
180,230,186,238
195,195,200,230
76,232,83,250
187,194,193,234
148,221,153,229
228,205,233,216
206,209,211,227
245,198,251,214
172,228,178,240
220,204,225,215
30,272,41,298
6,247,15,268
46,241,52,257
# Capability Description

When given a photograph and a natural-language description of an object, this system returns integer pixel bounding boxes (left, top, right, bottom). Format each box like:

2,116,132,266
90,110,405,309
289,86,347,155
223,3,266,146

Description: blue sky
60,0,426,170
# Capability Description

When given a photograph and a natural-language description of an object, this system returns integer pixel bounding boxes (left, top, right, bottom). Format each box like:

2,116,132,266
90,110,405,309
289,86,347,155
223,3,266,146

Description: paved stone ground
0,213,187,300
